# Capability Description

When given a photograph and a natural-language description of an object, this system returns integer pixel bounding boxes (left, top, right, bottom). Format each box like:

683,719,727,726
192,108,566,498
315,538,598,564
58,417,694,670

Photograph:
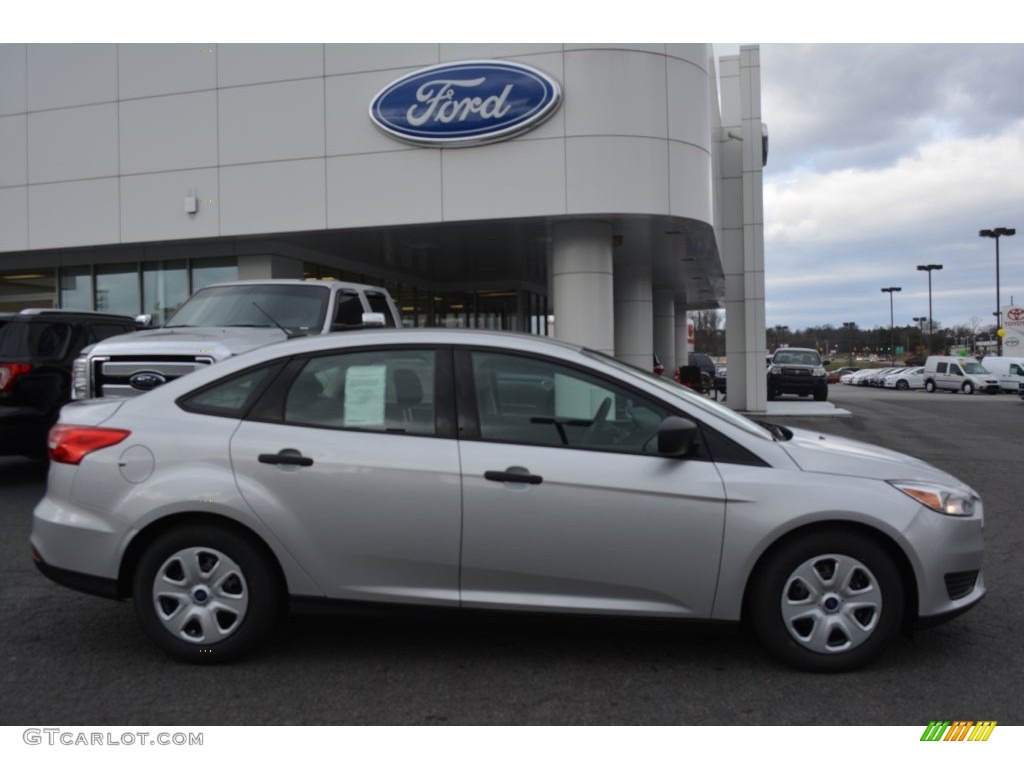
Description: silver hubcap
780,553,882,654
151,547,249,644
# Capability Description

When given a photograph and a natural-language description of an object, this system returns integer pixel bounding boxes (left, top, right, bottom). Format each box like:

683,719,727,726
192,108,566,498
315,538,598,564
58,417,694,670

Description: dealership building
0,43,768,410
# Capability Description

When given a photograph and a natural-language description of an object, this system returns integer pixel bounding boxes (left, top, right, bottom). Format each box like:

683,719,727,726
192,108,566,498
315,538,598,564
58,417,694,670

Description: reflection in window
96,264,140,316
143,261,188,325
471,352,668,453
59,266,92,310
190,257,238,292
284,350,436,436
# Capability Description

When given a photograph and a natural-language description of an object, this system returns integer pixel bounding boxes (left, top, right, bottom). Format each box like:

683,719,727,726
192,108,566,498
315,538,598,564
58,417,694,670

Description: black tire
132,524,282,664
813,388,828,402
925,379,936,393
962,381,974,395
895,380,909,391
749,530,904,672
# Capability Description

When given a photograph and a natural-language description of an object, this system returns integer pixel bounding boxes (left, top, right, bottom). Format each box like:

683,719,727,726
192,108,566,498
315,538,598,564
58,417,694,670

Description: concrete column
237,254,305,280
551,221,614,355
653,288,676,374
613,256,653,370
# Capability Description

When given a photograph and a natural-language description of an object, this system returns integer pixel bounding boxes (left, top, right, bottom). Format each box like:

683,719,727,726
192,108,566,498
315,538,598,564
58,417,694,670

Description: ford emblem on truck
369,60,561,147
128,371,167,391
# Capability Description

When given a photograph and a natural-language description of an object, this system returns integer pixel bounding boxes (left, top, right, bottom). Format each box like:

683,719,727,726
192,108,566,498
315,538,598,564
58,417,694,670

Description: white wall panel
121,168,219,242
443,138,566,220
566,136,669,215
219,80,325,166
29,178,119,249
220,159,325,235
667,58,711,150
0,188,28,250
564,50,668,139
219,44,323,87
0,115,27,186
326,71,407,156
27,44,117,111
28,103,118,184
325,44,437,75
669,142,713,222
327,150,441,228
565,44,665,54
118,44,218,99
120,91,218,175
0,44,27,116
440,44,562,60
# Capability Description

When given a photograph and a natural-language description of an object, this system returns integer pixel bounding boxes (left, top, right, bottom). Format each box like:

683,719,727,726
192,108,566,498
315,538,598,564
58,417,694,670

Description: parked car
883,367,926,391
32,329,985,671
0,309,139,458
980,356,1024,394
72,279,401,400
847,368,882,386
714,365,727,395
922,356,999,395
767,347,828,401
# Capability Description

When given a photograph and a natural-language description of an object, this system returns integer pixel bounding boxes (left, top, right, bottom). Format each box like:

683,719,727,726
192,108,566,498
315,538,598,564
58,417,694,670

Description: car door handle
484,469,543,485
258,450,314,467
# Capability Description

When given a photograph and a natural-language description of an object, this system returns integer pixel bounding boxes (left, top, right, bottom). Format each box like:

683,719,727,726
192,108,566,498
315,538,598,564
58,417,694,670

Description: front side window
470,351,668,454
283,349,436,436
365,292,397,327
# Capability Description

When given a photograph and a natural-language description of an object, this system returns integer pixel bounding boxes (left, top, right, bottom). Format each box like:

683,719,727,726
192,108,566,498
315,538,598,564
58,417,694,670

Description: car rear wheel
749,530,904,672
132,524,282,663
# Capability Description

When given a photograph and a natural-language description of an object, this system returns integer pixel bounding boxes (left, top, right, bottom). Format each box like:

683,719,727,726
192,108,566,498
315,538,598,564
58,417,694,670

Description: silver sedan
31,329,985,671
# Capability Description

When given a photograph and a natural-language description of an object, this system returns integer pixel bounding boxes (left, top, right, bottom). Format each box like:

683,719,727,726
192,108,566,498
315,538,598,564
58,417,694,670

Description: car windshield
165,284,330,332
583,349,775,441
961,362,989,375
773,350,820,366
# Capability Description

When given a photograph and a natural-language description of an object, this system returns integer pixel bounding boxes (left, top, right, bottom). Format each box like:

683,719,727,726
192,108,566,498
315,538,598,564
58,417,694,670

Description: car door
229,346,463,605
455,348,728,619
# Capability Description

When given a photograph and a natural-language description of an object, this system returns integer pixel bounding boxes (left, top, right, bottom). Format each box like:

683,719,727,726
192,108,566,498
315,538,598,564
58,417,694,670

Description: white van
922,356,999,394
981,356,1024,393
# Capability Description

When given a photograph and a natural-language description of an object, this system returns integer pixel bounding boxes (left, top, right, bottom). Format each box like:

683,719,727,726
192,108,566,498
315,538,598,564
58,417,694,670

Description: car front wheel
962,382,974,395
749,530,904,672
132,524,282,663
925,379,936,392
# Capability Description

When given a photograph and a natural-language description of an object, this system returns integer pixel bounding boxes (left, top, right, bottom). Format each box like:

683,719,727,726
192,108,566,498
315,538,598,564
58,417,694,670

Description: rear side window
0,321,72,359
936,363,947,373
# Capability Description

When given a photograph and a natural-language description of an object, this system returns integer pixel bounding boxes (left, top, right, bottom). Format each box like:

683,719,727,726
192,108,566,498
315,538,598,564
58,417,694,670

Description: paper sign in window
343,365,387,427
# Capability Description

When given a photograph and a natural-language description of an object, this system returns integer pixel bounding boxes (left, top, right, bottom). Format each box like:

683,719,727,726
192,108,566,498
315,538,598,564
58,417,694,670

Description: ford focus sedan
31,329,985,671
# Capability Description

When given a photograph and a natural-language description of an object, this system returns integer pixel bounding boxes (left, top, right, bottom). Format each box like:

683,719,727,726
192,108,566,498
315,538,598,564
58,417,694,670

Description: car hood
779,427,962,485
86,326,288,360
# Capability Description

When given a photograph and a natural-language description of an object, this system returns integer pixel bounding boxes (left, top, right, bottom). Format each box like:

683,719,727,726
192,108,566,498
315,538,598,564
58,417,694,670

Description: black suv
767,347,828,401
0,309,139,458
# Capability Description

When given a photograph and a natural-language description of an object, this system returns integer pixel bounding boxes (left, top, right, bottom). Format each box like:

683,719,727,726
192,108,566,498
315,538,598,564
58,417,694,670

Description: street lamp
979,228,1015,356
842,321,856,366
881,287,901,365
913,316,926,349
916,264,942,352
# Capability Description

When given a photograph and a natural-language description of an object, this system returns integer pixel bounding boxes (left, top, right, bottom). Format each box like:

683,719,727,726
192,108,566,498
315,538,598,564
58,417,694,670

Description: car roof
11,308,137,321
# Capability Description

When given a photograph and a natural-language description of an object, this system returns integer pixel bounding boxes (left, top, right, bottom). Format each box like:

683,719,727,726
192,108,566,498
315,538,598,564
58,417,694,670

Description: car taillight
0,362,32,393
48,424,131,465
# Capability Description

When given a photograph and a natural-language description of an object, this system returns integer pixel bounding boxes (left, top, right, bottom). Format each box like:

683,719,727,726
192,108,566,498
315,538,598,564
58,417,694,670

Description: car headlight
769,365,782,375
813,366,826,377
71,355,89,400
888,480,980,517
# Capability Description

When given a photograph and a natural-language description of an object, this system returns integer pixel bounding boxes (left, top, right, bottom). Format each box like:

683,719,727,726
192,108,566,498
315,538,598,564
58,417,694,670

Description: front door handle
258,450,314,467
484,469,543,485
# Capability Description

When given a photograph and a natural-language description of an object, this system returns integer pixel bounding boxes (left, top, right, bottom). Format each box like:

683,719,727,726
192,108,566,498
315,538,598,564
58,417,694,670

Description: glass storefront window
95,264,141,316
143,261,188,325
59,266,92,310
191,257,238,292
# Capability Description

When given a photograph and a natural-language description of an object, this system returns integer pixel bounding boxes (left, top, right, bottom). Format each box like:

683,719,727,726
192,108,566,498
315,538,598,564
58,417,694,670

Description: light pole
913,316,926,352
979,228,1015,356
916,263,942,353
881,287,901,365
842,321,856,366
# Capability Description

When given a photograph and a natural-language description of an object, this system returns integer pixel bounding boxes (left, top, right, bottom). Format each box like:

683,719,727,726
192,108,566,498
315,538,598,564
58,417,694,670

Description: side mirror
657,415,698,457
134,313,153,327
361,312,386,328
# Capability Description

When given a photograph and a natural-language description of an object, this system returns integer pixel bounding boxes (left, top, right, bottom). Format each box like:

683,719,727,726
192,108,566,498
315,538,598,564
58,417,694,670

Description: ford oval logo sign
369,60,561,147
129,371,167,391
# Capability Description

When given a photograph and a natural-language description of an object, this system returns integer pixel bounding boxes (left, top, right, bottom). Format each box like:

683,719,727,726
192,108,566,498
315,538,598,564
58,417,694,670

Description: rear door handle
484,469,543,485
258,450,314,467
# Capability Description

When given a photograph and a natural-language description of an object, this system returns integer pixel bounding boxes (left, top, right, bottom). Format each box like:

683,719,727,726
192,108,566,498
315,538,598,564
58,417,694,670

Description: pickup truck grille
93,355,215,397
780,367,811,376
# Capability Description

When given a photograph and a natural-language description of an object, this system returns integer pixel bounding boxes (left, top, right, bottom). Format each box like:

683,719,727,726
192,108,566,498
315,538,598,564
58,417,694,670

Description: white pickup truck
72,279,401,399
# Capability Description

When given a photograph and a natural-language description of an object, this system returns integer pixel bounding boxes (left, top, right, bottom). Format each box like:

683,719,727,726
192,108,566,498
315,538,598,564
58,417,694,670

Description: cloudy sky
750,43,1024,333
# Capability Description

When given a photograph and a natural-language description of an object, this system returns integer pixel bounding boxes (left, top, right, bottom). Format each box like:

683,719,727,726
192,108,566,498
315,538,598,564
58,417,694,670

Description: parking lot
1,383,1022,726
